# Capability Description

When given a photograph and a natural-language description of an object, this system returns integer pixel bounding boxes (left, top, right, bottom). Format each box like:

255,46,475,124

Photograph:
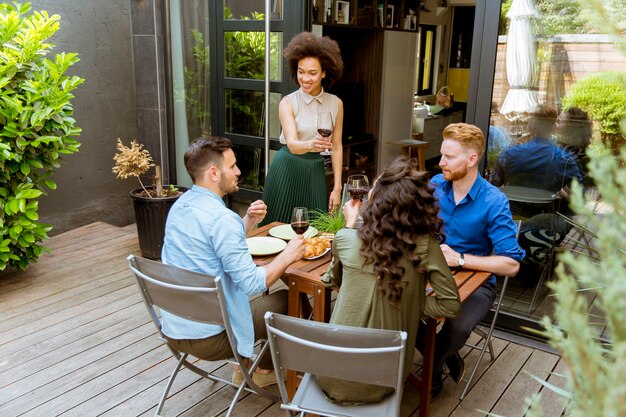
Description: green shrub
0,2,84,271
561,71,626,149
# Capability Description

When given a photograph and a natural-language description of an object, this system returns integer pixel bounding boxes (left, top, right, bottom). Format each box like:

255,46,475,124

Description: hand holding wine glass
346,174,370,202
290,207,309,235
317,112,334,156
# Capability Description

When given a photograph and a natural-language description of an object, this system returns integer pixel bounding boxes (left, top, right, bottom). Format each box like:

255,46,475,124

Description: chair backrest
265,312,407,388
127,255,228,330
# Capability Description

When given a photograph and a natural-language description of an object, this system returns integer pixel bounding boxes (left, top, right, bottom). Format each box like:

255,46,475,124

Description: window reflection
225,90,281,138
234,144,266,191
487,0,626,319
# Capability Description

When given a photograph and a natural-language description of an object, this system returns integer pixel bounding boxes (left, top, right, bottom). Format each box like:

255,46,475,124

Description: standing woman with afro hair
261,32,344,225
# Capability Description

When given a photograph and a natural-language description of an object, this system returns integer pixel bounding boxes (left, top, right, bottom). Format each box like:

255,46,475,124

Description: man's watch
458,253,466,267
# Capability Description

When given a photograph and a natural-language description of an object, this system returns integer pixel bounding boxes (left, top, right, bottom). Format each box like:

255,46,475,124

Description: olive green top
317,228,461,404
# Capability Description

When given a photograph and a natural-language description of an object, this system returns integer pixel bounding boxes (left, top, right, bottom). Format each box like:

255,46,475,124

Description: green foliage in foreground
0,2,84,270
523,143,626,416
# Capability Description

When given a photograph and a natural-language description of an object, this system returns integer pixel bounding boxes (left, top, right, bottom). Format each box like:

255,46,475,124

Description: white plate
304,247,331,260
246,236,287,256
268,224,318,240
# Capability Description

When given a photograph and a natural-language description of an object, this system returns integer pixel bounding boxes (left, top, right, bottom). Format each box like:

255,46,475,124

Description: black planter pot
130,186,188,259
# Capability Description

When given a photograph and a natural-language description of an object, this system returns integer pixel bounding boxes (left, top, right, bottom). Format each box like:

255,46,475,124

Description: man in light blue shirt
161,136,305,387
417,123,525,400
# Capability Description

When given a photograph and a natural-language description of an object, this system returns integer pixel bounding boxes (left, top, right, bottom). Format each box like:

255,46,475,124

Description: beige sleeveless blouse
279,88,340,145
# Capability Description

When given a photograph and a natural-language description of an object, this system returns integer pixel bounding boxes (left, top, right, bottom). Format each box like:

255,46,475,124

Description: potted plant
112,138,187,259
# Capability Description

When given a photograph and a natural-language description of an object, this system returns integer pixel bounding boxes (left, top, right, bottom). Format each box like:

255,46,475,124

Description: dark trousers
416,284,496,374
165,289,288,370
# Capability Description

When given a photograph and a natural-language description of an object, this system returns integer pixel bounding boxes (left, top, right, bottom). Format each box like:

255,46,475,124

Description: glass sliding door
472,0,625,334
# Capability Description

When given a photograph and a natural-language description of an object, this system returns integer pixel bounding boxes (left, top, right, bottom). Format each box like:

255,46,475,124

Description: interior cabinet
313,1,419,189
422,111,464,160
312,1,419,31
324,136,378,191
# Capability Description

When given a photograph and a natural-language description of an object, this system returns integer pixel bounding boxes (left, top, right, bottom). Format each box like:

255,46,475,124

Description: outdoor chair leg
460,278,510,400
155,353,187,417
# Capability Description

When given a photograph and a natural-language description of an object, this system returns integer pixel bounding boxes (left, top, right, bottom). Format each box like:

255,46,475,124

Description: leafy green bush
562,71,626,150
0,2,83,271
523,142,626,417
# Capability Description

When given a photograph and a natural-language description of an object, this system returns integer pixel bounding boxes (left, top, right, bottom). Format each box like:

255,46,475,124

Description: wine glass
317,112,334,156
346,174,370,202
290,207,309,235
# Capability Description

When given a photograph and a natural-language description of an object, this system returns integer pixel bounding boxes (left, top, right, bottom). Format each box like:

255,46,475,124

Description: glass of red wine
290,207,309,235
317,112,334,156
346,174,370,202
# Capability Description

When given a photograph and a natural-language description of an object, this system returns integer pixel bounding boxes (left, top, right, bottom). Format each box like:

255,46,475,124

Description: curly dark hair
283,31,343,89
357,157,444,306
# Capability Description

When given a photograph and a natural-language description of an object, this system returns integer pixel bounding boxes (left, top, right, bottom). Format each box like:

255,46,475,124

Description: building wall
34,0,139,234
492,35,626,111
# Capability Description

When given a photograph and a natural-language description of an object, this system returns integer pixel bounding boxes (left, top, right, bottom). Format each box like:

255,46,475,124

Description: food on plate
304,237,331,259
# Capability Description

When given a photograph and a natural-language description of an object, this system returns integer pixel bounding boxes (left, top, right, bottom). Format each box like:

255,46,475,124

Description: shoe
231,369,278,388
251,370,278,388
445,351,465,383
430,372,443,401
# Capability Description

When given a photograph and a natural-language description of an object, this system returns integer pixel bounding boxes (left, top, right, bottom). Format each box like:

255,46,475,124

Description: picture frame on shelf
335,1,350,24
386,5,394,28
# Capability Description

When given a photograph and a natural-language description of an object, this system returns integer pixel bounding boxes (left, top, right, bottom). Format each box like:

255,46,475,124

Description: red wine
291,222,309,235
317,128,332,138
348,188,368,201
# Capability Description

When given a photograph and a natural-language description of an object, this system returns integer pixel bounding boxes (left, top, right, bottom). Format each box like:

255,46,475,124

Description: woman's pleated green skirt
261,147,327,225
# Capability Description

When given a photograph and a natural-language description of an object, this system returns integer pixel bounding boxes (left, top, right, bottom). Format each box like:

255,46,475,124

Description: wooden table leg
420,318,437,417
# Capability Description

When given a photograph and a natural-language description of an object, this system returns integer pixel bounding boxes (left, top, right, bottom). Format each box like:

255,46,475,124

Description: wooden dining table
248,222,491,417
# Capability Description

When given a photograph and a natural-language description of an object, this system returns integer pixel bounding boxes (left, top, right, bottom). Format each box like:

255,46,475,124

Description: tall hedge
0,2,84,271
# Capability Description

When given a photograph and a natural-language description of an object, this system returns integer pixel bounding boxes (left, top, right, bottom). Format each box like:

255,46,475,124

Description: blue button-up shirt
431,174,525,286
160,185,267,358
495,137,582,192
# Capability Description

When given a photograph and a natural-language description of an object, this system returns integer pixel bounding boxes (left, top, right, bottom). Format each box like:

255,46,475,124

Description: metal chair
459,220,522,400
264,312,407,417
127,255,277,417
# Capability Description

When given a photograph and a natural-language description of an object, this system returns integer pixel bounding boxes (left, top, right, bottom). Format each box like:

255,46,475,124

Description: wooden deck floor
0,222,569,417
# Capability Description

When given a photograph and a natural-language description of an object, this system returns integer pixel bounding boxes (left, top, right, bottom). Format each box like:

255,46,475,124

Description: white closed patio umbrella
500,0,540,118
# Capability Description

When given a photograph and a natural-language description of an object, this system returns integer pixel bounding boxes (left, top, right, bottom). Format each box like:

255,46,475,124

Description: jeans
416,283,496,374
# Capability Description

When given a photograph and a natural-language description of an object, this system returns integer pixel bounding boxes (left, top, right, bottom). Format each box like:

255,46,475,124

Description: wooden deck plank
490,349,560,416
0,271,134,331
0,237,138,309
5,331,163,415
537,358,569,417
0,285,139,345
0,293,140,359
1,301,146,373
40,344,173,416
0,314,152,394
448,343,534,417
427,337,510,417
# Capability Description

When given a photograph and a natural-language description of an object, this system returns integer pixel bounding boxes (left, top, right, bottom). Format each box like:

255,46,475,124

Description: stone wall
33,0,139,234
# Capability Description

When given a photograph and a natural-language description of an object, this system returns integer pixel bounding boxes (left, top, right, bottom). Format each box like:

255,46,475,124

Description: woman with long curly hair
261,31,344,224
318,157,461,404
